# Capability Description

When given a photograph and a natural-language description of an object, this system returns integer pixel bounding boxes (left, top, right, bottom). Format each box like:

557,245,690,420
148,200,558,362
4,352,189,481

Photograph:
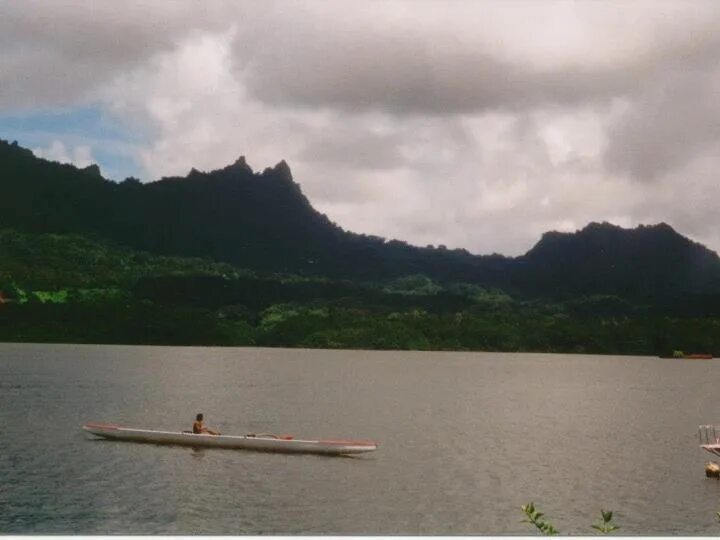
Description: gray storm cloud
233,1,720,116
228,0,720,187
0,0,232,110
605,68,720,180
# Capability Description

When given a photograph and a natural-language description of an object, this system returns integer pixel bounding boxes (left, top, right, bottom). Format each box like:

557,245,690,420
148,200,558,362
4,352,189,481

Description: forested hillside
4,138,720,302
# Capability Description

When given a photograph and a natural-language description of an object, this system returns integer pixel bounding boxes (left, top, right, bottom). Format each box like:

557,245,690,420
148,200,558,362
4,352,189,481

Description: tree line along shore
1,229,717,355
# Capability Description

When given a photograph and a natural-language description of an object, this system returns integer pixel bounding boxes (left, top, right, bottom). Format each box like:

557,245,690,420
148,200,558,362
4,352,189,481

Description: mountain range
3,137,719,303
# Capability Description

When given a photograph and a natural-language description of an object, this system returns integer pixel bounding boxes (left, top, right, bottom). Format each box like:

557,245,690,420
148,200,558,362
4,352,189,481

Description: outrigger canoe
82,423,377,456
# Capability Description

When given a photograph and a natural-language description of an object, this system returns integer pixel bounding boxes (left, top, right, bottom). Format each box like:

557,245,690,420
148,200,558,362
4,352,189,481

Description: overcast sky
2,0,720,256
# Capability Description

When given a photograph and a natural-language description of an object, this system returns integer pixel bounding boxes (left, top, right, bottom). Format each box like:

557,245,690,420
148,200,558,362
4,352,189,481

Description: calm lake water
1,343,719,534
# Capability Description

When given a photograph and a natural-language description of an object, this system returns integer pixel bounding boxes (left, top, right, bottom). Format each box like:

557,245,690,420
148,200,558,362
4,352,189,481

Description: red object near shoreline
684,354,713,359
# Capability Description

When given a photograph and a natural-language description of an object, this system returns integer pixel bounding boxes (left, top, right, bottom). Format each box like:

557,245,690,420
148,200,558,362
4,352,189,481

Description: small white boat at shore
83,423,378,456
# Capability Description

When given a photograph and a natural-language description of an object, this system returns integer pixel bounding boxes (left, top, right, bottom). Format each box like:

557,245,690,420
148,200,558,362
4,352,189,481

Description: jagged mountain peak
260,159,293,182
230,155,253,174
2,137,720,297
192,155,295,184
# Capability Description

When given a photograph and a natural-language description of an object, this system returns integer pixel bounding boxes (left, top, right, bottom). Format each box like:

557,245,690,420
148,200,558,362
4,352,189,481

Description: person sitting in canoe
192,413,220,435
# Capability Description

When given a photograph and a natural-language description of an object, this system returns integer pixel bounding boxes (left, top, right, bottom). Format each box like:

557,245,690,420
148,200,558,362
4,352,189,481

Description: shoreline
0,340,703,358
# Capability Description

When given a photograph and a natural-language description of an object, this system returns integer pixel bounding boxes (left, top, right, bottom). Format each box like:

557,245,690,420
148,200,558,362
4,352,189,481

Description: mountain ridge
2,137,719,300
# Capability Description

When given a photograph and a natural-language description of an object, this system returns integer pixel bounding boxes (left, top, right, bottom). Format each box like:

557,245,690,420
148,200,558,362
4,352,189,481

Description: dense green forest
2,229,719,355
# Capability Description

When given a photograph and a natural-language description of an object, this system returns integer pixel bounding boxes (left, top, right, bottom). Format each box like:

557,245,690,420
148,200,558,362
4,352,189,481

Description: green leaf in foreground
521,502,558,536
592,508,619,534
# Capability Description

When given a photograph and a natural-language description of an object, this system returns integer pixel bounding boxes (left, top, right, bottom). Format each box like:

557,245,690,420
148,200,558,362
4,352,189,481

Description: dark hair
196,413,203,421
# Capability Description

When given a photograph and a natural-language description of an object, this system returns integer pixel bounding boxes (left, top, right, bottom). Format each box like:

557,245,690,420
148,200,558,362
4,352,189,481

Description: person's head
196,413,203,421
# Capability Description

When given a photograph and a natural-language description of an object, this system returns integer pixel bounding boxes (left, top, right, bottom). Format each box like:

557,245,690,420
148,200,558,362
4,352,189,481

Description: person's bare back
192,413,220,435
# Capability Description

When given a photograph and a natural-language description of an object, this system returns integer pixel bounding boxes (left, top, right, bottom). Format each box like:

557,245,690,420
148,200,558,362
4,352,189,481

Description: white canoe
82,423,377,455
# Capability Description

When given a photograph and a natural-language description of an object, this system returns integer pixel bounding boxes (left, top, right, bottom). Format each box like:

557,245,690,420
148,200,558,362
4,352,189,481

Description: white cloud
33,140,95,169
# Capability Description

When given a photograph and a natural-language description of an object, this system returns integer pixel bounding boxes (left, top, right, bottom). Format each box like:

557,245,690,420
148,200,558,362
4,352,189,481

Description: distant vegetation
1,228,720,354
2,138,720,353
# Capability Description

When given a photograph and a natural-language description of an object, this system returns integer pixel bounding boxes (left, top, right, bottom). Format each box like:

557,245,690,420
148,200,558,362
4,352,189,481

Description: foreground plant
521,504,622,535
592,509,619,534
521,502,558,535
